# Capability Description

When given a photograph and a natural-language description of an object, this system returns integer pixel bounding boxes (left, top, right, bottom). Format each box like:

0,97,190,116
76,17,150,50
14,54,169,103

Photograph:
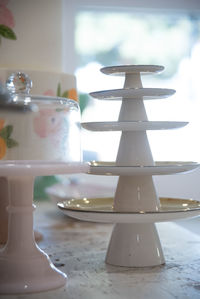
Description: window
63,1,200,162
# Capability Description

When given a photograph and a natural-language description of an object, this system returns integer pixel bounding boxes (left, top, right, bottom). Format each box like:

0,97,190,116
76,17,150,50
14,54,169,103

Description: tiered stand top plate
58,197,200,223
100,65,164,75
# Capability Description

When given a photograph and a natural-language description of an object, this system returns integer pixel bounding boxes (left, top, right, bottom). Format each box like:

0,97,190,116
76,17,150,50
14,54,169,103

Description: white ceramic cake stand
0,160,88,294
78,65,200,267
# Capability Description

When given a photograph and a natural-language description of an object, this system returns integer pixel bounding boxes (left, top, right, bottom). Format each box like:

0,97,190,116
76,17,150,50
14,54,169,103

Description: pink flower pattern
0,0,15,28
33,109,68,138
34,109,62,138
43,89,56,97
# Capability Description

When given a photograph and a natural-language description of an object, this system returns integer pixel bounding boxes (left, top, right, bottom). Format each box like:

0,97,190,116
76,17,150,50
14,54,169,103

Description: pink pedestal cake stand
0,161,88,294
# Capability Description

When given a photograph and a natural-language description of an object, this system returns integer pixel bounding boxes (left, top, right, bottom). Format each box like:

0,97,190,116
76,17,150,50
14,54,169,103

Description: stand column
0,176,67,294
107,69,163,267
106,223,165,267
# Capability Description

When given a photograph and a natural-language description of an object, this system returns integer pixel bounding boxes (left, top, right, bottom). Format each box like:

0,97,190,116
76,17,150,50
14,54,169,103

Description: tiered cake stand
58,65,200,267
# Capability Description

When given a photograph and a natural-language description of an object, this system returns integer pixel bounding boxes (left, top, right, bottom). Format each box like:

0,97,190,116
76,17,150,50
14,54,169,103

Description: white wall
0,0,63,72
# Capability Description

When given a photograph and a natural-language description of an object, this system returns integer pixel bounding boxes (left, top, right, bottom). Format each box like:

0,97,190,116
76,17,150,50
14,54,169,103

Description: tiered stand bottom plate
0,161,88,294
58,196,200,267
58,197,200,223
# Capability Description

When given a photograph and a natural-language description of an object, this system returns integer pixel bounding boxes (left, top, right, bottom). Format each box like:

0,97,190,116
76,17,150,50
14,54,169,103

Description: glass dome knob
6,72,32,94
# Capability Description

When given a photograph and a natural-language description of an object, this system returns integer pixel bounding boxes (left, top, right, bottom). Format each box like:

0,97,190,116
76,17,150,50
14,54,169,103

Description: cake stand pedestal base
106,223,165,267
0,175,67,294
0,248,66,294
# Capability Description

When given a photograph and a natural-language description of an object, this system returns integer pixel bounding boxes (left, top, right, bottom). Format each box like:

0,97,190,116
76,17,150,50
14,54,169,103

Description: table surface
1,200,200,299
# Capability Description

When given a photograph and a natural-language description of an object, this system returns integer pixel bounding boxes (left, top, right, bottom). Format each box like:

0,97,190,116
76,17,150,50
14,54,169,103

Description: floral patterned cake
0,1,80,161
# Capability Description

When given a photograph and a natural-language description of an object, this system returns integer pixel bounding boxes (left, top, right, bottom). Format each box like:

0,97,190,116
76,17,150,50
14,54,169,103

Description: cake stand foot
106,223,165,267
0,248,67,294
0,176,67,294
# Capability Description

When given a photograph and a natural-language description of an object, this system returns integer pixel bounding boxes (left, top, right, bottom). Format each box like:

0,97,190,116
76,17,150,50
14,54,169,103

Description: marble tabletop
1,200,200,299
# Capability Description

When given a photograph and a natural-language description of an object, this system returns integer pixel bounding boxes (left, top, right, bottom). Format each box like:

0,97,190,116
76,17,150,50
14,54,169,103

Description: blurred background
63,0,200,163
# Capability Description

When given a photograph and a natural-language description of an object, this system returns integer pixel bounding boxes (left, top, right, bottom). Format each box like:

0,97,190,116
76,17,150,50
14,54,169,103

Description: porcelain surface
88,161,199,176
0,174,67,294
0,160,88,294
58,197,200,223
100,65,164,75
0,161,88,176
90,88,175,100
76,64,196,268
82,121,188,131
